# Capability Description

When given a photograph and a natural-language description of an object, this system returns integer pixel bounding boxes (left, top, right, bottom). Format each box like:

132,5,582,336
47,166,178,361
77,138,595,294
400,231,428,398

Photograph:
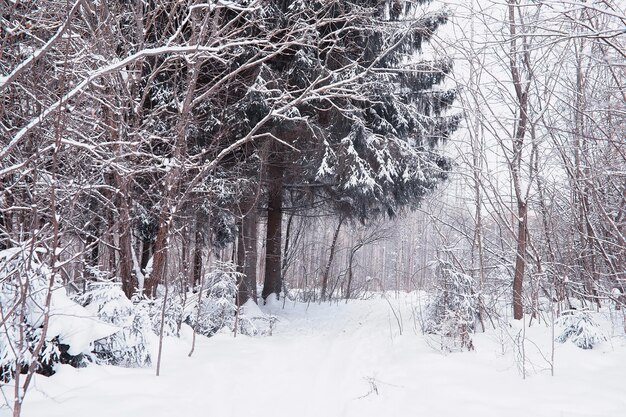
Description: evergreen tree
1,0,458,306
229,0,460,300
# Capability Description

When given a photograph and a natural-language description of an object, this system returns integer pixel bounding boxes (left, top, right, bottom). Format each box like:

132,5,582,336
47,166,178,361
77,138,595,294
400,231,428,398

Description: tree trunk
0,186,12,250
181,226,191,292
321,215,344,302
140,236,153,274
243,202,259,304
144,43,201,300
144,210,170,298
117,180,134,298
192,227,204,288
281,212,295,284
262,164,283,301
236,216,245,269
104,176,117,277
513,201,527,320
507,0,531,321
83,197,101,283
105,99,134,298
345,247,358,301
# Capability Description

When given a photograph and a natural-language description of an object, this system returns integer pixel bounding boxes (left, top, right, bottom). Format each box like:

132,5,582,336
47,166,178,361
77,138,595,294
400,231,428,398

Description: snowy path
5,295,626,417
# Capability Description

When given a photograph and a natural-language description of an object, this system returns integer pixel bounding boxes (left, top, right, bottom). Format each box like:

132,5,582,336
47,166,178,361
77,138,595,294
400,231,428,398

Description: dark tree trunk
141,183,177,300
506,0,530,321
140,236,153,273
144,210,170,298
110,137,134,298
237,201,258,305
262,164,284,301
346,250,355,301
143,48,198,299
192,227,204,288
84,198,101,281
181,226,191,292
321,215,343,302
89,236,100,270
236,217,245,275
345,243,364,302
513,201,527,320
0,216,8,251
118,199,134,298
281,212,294,278
244,207,259,303
0,185,11,250
103,95,134,298
105,186,117,276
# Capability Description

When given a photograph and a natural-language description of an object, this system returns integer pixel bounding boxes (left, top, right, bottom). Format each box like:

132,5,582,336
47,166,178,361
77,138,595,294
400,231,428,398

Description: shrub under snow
76,283,152,367
0,247,118,381
555,309,607,349
423,259,478,352
1,247,274,380
185,262,273,337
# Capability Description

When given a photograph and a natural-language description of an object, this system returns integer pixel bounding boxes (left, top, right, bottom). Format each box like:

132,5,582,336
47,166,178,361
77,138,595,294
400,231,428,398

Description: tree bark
262,164,284,301
0,184,12,250
192,227,204,288
243,201,259,304
118,204,135,298
507,0,531,320
321,215,344,302
104,98,135,298
181,226,191,292
513,201,527,320
83,196,101,283
144,209,170,298
237,205,259,305
345,244,362,301
140,236,153,274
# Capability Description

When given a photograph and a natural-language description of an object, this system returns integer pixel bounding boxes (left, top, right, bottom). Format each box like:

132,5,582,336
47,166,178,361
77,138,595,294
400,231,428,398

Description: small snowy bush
185,262,270,337
149,292,185,337
1,248,49,380
1,247,116,380
77,283,152,367
236,300,277,337
185,263,240,337
555,309,607,349
424,259,477,352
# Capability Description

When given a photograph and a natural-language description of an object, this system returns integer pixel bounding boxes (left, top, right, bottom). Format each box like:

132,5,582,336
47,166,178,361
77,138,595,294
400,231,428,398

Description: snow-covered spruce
555,309,607,349
73,264,273,368
185,262,273,337
75,283,152,367
423,259,478,351
0,248,118,381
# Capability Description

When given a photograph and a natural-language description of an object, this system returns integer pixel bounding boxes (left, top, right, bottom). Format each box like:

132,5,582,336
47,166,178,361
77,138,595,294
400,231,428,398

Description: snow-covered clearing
4,294,626,417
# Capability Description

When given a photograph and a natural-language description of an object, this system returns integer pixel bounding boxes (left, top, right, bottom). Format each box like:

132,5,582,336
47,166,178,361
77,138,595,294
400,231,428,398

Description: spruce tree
227,0,460,301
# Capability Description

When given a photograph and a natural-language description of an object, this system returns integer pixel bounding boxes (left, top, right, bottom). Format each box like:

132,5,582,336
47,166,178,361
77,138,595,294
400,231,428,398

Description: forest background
0,1,624,416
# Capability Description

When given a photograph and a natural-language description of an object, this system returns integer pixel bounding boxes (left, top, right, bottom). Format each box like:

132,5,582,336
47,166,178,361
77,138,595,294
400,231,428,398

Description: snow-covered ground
3,294,626,417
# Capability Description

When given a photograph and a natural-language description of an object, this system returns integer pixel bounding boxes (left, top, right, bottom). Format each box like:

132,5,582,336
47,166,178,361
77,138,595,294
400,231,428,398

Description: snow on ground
3,293,626,417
